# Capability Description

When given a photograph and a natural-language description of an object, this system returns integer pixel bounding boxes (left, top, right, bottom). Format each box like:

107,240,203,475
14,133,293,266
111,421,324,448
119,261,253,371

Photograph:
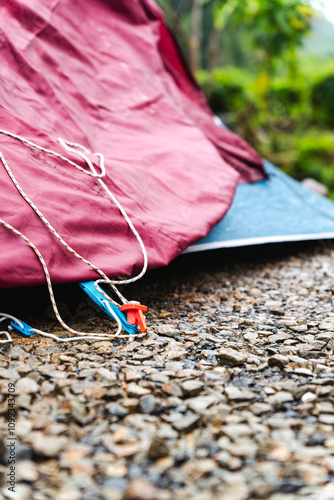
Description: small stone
165,347,187,360
15,377,39,394
181,379,204,397
125,371,143,383
123,479,157,500
228,439,258,459
319,414,334,425
301,392,317,403
324,437,334,449
294,367,313,377
120,398,139,412
147,437,169,459
302,177,329,197
218,348,247,366
268,332,292,343
268,354,289,369
319,319,334,331
243,332,258,342
106,402,129,418
181,458,218,479
155,325,178,338
186,395,218,413
250,402,272,415
172,414,200,432
222,424,252,440
40,380,55,395
138,395,157,414
0,368,19,381
288,355,309,367
225,386,258,402
126,383,150,398
16,394,32,409
157,424,178,441
247,354,261,365
32,433,67,457
98,367,118,383
289,324,308,333
83,382,108,399
163,381,182,397
217,484,248,500
270,308,285,316
102,477,127,494
267,391,294,404
295,462,328,486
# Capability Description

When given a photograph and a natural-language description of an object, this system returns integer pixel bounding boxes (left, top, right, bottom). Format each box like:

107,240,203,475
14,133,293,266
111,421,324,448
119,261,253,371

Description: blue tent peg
79,281,138,335
10,319,35,337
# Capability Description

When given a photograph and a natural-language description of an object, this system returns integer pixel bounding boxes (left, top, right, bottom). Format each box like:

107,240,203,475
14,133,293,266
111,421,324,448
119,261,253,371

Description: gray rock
138,395,157,414
319,414,334,425
267,332,292,343
15,377,39,394
225,386,258,402
267,391,294,404
268,354,289,369
181,379,204,397
106,402,129,418
122,479,157,500
32,433,68,457
218,348,247,366
147,436,169,459
126,383,151,398
186,395,218,413
172,414,200,432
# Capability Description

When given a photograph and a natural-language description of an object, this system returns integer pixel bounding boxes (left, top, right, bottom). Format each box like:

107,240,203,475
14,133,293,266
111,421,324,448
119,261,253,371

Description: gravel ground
1,244,334,500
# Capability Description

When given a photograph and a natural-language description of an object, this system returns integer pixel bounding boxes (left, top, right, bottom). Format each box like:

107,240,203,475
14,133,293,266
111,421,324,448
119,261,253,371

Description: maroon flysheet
0,0,264,288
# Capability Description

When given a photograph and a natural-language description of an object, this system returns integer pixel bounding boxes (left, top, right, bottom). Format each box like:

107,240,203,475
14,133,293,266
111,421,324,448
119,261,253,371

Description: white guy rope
0,130,148,342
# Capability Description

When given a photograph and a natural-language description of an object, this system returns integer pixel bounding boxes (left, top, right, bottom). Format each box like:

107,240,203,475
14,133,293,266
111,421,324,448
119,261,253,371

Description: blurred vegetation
157,0,334,198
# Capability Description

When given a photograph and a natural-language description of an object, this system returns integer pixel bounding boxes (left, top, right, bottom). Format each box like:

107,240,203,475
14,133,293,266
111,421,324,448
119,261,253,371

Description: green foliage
197,62,334,197
157,0,334,197
290,132,334,197
197,67,253,113
157,0,316,74
311,74,334,127
214,0,314,71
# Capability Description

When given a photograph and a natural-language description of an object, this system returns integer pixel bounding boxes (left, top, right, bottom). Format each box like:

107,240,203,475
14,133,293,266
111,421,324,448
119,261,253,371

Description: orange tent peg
120,302,148,333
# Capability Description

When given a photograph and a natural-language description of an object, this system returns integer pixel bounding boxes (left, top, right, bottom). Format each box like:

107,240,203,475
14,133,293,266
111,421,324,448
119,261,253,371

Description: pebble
301,392,317,403
218,348,248,366
225,386,258,401
107,402,129,418
15,377,39,394
268,354,289,369
31,434,68,457
138,395,157,414
172,414,200,432
123,479,157,500
186,395,218,413
181,379,204,397
267,391,294,404
126,383,151,398
147,436,169,459
318,414,334,425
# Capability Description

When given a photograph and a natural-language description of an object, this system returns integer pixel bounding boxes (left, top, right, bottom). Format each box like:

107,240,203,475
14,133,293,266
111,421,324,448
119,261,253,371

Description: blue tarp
186,161,334,253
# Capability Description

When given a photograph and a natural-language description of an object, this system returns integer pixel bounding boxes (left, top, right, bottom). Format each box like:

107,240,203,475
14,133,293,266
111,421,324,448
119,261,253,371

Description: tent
0,0,264,290
1,0,333,338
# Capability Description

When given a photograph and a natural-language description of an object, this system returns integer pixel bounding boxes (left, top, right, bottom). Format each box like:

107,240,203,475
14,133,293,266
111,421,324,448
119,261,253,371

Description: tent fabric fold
0,0,264,288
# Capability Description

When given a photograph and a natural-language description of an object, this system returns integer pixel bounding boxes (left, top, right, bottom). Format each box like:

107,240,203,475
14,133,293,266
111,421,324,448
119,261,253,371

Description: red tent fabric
0,0,264,288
